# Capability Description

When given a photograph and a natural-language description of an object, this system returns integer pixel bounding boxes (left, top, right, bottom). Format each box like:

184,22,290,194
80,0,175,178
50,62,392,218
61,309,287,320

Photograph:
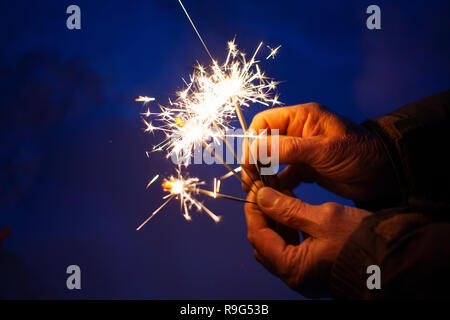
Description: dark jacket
330,89,450,299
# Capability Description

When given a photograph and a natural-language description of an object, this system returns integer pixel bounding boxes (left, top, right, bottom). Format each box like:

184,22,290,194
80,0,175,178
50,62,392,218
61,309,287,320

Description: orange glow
174,117,186,127
162,179,184,194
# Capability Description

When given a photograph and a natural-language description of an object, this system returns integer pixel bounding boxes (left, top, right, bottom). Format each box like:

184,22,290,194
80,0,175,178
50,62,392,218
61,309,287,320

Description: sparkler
138,37,281,165
135,0,283,228
136,169,255,231
137,38,281,189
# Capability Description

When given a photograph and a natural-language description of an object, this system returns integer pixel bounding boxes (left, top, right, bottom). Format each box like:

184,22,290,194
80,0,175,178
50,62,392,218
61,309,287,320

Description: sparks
136,168,257,230
137,39,282,164
135,96,155,104
140,108,151,118
142,118,155,133
135,1,282,231
220,166,242,180
146,174,160,190
266,45,281,60
137,169,221,230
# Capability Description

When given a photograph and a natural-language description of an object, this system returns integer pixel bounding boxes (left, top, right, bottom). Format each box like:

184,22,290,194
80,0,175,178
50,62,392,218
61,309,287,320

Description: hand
245,182,371,297
242,102,400,202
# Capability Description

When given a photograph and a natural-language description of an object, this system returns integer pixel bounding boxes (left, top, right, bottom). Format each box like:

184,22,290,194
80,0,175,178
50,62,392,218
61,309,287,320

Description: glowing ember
136,169,222,230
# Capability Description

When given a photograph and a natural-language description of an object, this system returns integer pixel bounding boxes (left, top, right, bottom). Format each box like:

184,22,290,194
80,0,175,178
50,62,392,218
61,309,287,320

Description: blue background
0,0,449,299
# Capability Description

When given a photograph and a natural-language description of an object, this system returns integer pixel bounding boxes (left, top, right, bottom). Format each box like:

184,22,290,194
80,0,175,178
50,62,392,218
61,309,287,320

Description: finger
251,227,307,283
257,187,320,236
247,187,303,281
254,249,277,275
241,163,259,193
242,108,300,191
246,185,289,276
245,182,296,250
278,189,301,245
250,227,289,271
242,134,321,191
246,181,300,246
242,102,329,191
250,134,323,166
245,181,269,232
249,103,322,136
241,133,260,192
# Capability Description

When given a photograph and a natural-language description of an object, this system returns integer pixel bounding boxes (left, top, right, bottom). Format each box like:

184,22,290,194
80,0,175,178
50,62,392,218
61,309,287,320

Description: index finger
241,103,318,191
244,181,269,231
249,103,318,136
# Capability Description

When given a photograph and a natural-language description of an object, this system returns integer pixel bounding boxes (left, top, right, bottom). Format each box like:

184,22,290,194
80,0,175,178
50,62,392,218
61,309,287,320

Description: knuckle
277,247,299,287
280,199,302,225
320,202,342,222
322,201,340,212
253,111,264,122
305,102,326,112
281,137,301,157
324,137,342,153
321,137,347,161
250,111,266,129
277,259,292,281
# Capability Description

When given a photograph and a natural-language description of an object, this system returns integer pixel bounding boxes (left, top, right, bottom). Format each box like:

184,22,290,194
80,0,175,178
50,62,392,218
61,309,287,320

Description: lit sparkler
136,169,255,230
138,37,281,164
135,0,283,229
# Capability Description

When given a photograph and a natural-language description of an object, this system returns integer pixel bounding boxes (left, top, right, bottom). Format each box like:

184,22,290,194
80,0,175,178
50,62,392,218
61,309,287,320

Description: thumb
256,187,319,235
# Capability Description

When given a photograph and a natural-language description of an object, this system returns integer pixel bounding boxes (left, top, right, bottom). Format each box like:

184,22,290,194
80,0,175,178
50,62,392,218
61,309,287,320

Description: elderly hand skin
245,183,371,297
242,102,390,297
242,103,400,202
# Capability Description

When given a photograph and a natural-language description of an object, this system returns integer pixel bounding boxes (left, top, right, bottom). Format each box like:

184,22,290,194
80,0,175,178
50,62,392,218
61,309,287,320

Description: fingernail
257,187,280,208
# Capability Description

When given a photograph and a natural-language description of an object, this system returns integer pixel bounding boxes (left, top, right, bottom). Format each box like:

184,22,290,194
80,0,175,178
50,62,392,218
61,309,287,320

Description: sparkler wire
177,0,214,61
136,195,176,231
177,0,266,186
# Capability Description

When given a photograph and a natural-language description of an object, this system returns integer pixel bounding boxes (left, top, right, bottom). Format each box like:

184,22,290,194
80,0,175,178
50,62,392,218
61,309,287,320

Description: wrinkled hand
245,182,371,297
242,103,399,202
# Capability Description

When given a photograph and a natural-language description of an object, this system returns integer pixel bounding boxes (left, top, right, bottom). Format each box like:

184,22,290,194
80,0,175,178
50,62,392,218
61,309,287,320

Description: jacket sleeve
330,208,450,299
357,89,450,210
330,90,450,299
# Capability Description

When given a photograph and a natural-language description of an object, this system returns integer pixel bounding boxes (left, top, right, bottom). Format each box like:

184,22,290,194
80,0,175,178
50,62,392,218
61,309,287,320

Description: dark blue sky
0,0,449,299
